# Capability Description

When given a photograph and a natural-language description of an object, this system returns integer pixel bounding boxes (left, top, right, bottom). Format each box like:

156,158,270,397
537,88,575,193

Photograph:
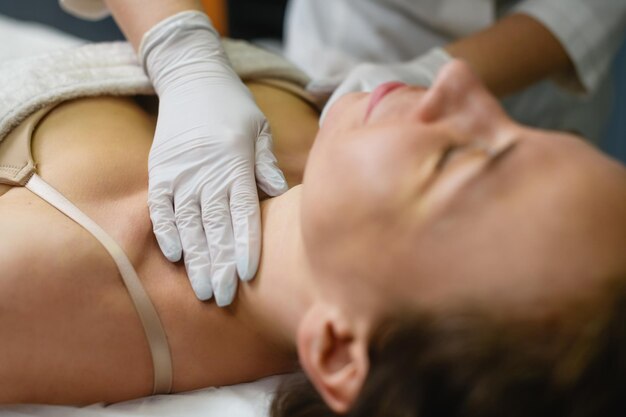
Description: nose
417,60,511,133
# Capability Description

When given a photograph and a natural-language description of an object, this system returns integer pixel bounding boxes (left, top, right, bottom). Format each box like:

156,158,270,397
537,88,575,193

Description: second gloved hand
319,48,452,124
141,11,288,305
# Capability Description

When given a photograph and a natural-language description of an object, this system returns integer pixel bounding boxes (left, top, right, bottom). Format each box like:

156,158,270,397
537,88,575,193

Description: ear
297,303,369,414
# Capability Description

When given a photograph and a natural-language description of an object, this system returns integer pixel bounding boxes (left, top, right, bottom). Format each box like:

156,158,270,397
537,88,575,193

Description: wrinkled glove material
320,48,452,124
141,11,288,305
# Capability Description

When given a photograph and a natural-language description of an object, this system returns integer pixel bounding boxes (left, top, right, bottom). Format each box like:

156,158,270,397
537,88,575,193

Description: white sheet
0,376,284,417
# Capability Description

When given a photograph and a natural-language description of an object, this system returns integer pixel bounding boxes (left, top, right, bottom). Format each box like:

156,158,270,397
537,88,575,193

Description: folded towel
0,39,311,143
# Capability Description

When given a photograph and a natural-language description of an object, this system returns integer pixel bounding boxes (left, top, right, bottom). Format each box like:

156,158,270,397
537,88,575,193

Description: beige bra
0,104,173,395
0,75,316,397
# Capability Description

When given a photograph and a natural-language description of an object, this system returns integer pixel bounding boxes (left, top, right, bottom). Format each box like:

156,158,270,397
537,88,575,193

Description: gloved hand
140,11,288,305
319,48,453,124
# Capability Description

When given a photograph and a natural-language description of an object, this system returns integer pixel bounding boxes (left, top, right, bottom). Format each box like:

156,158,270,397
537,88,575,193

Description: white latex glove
140,11,288,305
319,48,453,124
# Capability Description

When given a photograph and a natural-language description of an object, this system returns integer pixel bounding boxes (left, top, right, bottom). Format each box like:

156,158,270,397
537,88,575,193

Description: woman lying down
0,40,625,417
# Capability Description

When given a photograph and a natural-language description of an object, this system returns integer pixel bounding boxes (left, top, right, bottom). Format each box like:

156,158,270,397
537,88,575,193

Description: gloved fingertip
215,290,235,308
191,278,214,301
153,219,183,262
164,246,183,263
258,164,289,197
236,258,257,282
186,255,214,300
231,213,261,283
269,177,289,196
211,265,237,307
155,234,183,262
214,273,238,307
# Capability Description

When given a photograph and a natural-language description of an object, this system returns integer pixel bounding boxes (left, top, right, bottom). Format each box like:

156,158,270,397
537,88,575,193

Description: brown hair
271,280,626,417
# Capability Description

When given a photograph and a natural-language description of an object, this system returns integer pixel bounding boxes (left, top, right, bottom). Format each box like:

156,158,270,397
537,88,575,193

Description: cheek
350,137,422,204
300,144,351,257
323,93,369,129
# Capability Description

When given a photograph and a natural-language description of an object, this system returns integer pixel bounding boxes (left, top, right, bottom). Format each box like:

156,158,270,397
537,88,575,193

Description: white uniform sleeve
513,0,626,94
59,0,110,21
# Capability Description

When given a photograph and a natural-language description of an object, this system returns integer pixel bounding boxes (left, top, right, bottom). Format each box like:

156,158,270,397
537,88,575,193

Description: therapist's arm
445,13,574,97
322,12,577,123
103,0,203,49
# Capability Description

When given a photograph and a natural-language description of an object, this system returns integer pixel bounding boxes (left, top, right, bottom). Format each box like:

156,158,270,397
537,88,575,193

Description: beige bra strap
26,173,173,395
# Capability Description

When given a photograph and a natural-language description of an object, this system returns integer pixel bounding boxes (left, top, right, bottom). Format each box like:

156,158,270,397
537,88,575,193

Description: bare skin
102,0,204,50
0,83,318,405
1,62,625,412
445,13,573,97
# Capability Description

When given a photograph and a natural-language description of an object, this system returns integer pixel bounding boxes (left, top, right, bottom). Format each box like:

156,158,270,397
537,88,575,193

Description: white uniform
284,0,626,142
61,0,626,142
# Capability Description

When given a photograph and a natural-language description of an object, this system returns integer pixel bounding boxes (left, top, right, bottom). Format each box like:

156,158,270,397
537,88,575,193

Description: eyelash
435,140,519,173
435,144,460,171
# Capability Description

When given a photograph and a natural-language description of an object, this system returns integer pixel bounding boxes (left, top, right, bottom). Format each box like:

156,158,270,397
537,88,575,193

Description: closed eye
435,144,462,171
435,140,508,172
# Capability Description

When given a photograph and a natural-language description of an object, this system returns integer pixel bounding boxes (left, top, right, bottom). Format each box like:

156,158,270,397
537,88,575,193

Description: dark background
0,0,290,42
0,1,124,41
228,0,288,40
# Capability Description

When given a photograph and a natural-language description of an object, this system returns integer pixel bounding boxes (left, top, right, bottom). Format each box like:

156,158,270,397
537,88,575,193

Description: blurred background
0,0,623,163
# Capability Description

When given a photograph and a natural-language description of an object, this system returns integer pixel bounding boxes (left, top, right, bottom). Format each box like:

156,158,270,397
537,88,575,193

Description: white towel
0,14,84,62
0,39,311,143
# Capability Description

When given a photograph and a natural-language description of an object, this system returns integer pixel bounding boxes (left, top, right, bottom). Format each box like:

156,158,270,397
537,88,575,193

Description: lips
365,82,407,121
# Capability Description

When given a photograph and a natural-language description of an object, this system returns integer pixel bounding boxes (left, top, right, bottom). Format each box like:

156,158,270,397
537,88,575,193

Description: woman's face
301,61,626,320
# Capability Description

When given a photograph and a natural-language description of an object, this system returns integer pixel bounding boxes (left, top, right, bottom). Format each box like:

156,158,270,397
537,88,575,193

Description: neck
232,185,315,357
